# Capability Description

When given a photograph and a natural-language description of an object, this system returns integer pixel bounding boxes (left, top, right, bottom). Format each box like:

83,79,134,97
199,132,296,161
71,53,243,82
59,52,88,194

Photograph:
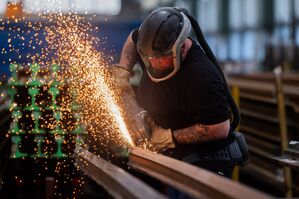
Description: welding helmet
137,7,191,82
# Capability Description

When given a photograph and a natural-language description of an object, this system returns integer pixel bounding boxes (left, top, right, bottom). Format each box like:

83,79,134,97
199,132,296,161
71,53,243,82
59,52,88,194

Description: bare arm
119,31,138,71
172,119,230,144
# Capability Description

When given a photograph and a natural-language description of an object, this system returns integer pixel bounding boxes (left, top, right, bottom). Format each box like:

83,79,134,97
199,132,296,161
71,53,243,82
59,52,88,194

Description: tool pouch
227,131,250,166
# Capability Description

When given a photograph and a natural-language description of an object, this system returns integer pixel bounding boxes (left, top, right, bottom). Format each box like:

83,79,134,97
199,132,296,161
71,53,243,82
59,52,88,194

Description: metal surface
285,148,299,158
74,147,166,199
228,74,299,110
271,156,299,170
128,147,272,199
231,85,240,181
228,74,299,196
274,72,293,197
271,148,299,170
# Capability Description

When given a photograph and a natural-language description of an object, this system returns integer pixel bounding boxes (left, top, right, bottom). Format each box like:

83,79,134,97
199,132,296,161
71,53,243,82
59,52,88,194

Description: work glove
108,141,129,158
110,65,134,94
146,116,176,152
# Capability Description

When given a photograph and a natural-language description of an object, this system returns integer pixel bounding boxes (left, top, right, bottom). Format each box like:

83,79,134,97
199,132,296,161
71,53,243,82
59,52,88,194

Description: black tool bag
227,131,250,166
182,131,250,167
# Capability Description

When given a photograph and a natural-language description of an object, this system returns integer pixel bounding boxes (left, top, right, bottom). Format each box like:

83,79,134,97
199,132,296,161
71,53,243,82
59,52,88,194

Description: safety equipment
146,116,175,152
137,7,191,82
116,8,242,154
137,7,240,130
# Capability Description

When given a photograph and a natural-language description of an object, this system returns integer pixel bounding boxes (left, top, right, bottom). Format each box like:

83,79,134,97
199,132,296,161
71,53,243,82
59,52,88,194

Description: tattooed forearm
120,33,137,70
123,42,137,67
173,124,217,144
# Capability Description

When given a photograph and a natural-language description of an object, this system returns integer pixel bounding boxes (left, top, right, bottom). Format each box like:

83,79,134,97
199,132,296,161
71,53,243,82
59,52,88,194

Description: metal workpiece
128,147,272,199
272,141,299,170
74,147,166,199
228,73,299,197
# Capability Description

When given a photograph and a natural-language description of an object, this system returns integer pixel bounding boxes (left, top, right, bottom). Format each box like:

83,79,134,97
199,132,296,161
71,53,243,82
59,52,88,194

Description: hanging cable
178,8,240,130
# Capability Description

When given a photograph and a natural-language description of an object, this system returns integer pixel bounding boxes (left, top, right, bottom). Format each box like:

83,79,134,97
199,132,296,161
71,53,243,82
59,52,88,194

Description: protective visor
138,12,191,82
141,52,176,80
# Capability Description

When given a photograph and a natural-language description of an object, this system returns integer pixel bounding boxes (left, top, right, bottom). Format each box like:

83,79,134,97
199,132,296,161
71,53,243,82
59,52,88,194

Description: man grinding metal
111,7,249,189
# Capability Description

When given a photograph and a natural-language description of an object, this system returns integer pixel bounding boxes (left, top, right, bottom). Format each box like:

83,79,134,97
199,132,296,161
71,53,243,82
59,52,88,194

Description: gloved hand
146,116,176,152
108,142,129,158
110,65,133,94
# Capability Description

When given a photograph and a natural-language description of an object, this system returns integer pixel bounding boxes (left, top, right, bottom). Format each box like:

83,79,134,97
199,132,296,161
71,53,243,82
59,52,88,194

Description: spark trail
1,1,135,197
45,13,134,147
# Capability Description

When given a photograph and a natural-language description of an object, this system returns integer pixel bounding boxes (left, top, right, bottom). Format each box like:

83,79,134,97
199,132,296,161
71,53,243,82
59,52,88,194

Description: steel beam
128,147,272,199
74,147,165,199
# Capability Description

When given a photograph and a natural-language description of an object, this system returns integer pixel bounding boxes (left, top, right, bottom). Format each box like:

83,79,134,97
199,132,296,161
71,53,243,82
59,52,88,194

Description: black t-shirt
132,29,234,159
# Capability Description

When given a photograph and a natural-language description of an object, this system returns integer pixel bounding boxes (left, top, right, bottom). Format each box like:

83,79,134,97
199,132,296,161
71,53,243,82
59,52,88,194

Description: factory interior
0,0,299,198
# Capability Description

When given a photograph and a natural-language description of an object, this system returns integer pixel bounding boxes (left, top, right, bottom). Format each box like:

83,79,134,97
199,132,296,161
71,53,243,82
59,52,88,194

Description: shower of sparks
1,1,134,147
44,13,134,147
1,1,136,197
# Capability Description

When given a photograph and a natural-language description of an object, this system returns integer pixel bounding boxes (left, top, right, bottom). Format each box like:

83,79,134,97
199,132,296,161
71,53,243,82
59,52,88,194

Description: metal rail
272,147,299,170
228,76,299,110
272,154,299,170
74,147,166,199
228,74,299,197
128,147,272,199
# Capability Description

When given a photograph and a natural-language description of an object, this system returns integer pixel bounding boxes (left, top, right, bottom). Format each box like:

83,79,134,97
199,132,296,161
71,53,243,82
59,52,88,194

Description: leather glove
108,142,129,158
146,116,176,152
110,65,134,94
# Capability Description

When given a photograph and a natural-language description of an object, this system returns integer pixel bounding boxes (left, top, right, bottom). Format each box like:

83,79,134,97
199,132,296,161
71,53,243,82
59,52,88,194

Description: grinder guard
121,91,150,146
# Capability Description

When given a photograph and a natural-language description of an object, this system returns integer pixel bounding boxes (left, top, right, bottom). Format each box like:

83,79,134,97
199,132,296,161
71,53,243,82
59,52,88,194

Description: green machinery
6,63,85,158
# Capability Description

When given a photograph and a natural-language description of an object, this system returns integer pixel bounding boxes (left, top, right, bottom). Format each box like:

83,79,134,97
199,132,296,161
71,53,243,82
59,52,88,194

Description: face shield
139,51,174,80
137,8,191,82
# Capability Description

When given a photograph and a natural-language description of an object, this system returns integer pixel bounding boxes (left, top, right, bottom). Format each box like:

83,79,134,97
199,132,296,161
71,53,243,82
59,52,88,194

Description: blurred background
0,0,299,73
0,0,299,199
1,0,298,75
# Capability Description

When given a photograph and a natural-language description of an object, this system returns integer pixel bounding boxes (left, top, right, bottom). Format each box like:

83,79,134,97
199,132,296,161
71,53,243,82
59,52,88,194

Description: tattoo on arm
120,33,137,70
173,124,217,144
123,42,137,66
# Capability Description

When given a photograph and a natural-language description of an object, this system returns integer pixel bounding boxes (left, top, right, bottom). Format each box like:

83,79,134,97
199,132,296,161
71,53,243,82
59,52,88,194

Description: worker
112,7,248,183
